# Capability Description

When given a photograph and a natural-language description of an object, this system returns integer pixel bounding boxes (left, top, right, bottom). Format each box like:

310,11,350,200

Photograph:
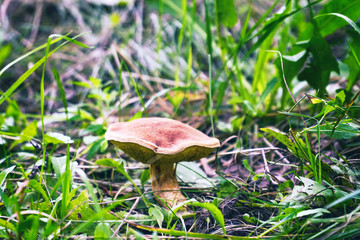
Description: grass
1,0,360,239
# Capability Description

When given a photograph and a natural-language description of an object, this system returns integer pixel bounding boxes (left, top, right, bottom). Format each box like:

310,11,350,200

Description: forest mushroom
105,117,220,208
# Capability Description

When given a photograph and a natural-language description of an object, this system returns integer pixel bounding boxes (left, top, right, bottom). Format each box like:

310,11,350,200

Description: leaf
0,218,16,233
298,35,339,92
94,222,111,239
335,90,345,106
0,165,16,190
261,127,309,160
28,179,50,202
140,168,150,189
95,158,122,168
95,159,150,206
149,207,164,227
316,0,360,36
52,67,68,119
87,138,106,159
215,0,237,28
50,156,78,179
67,189,93,220
307,123,360,139
186,201,226,235
0,44,12,67
316,13,360,36
10,121,38,148
44,132,74,144
284,177,345,205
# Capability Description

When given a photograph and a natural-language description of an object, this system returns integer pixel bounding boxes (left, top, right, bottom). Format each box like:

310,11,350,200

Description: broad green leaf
335,90,346,106
316,0,360,36
284,177,345,205
95,159,150,206
95,158,122,168
296,208,330,218
140,168,150,189
28,179,49,202
94,222,111,240
261,127,309,160
89,77,102,88
326,188,360,209
149,207,164,227
87,138,106,159
44,132,74,144
307,123,360,139
215,0,237,28
50,156,77,179
0,165,15,189
10,121,37,148
0,44,11,67
298,35,339,92
67,189,92,220
184,201,226,234
0,218,16,232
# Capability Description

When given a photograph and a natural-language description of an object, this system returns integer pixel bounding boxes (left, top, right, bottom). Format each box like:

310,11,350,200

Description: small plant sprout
105,117,220,208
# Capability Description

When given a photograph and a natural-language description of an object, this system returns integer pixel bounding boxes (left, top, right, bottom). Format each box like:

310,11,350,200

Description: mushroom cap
105,117,220,164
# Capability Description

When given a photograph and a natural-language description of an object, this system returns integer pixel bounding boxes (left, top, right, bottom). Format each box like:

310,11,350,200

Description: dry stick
111,43,130,91
262,137,290,164
261,149,277,185
28,0,43,47
267,50,314,153
111,196,141,238
114,44,154,93
113,45,174,115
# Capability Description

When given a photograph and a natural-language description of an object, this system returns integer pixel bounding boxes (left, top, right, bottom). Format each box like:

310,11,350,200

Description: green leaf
284,177,345,205
89,77,102,88
87,138,106,159
67,189,92,220
215,0,237,28
50,155,77,179
0,165,15,189
316,12,360,36
316,0,360,36
261,127,310,160
149,207,164,227
0,44,12,67
44,132,74,144
140,168,150,189
187,201,226,234
94,222,111,239
298,35,339,92
52,66,68,120
28,179,49,202
242,159,255,175
95,159,151,207
10,121,38,148
335,90,345,106
307,123,360,139
95,158,122,168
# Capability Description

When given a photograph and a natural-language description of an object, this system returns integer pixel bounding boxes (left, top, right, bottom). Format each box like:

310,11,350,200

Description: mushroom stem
150,161,187,208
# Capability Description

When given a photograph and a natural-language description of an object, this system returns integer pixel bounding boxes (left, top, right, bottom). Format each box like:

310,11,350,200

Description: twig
111,196,141,238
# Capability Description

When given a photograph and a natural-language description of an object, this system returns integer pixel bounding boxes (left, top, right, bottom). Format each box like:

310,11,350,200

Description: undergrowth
0,0,360,239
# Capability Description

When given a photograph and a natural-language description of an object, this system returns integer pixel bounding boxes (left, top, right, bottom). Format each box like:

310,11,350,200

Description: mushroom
105,117,220,208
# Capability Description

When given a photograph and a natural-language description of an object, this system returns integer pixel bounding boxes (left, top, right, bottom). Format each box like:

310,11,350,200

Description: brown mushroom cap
105,117,220,164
